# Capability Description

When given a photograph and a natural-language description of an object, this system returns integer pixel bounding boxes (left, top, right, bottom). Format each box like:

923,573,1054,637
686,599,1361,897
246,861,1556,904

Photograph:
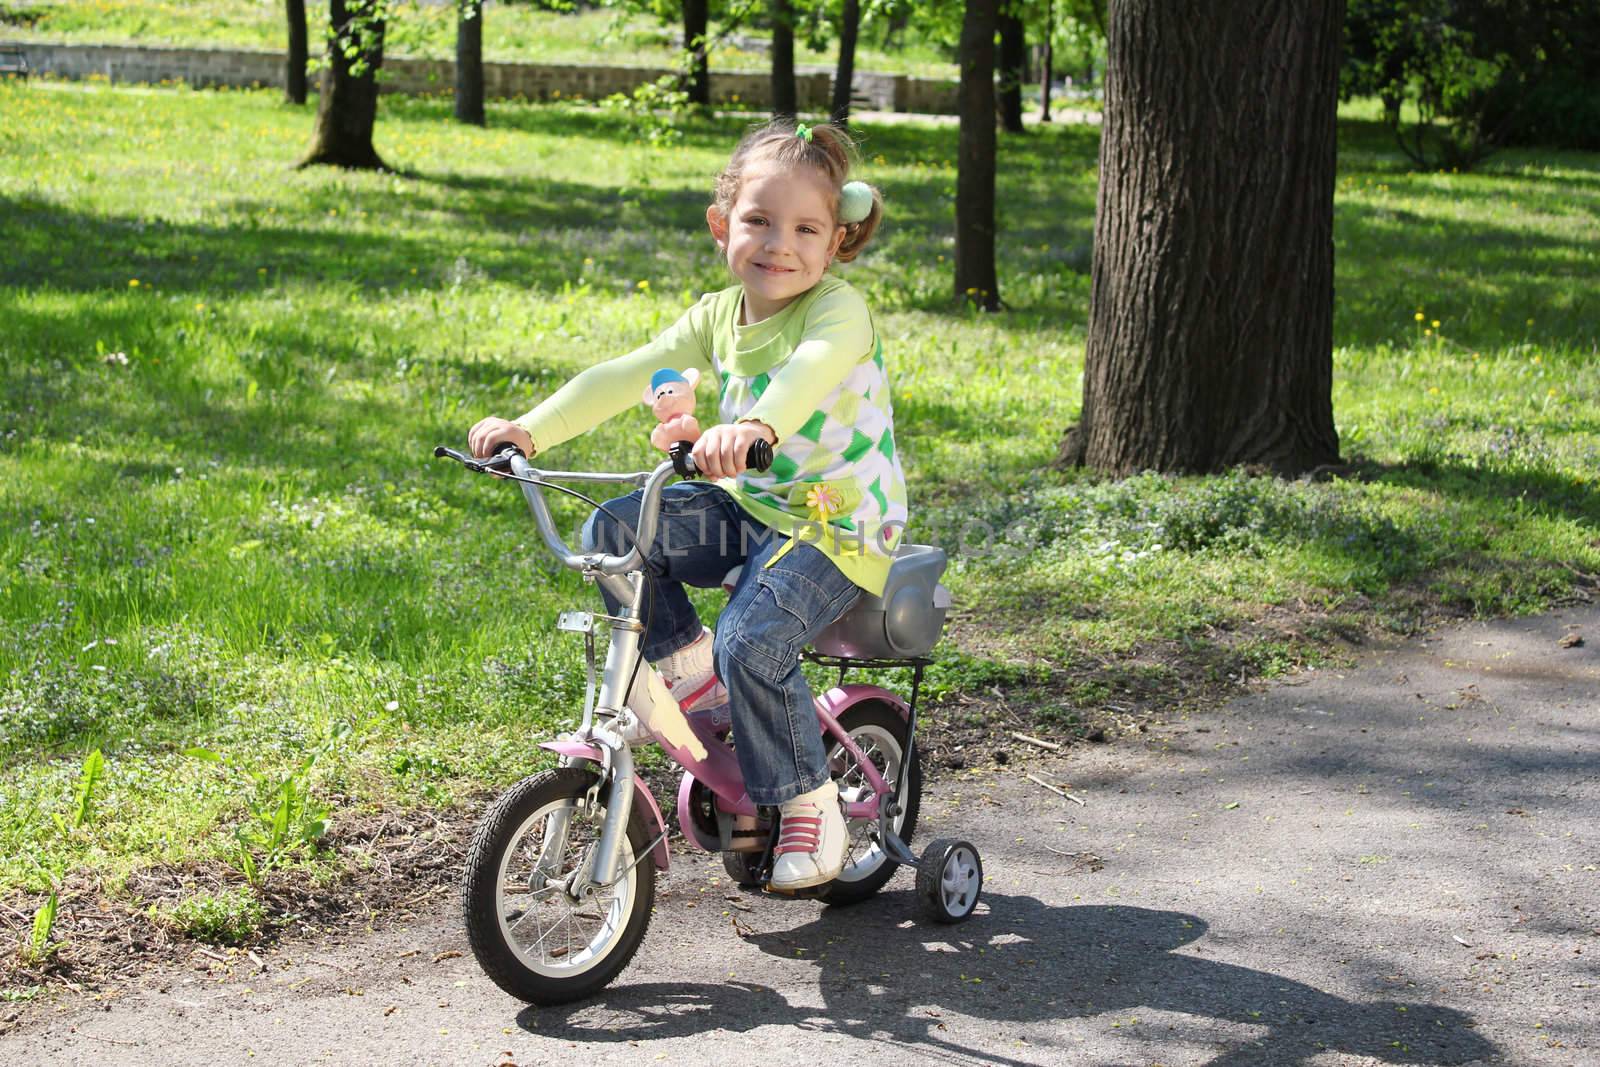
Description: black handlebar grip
746,438,773,473
669,438,774,479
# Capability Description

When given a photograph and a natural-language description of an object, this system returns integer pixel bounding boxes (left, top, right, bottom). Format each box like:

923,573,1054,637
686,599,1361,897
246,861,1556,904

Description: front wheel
462,767,655,1005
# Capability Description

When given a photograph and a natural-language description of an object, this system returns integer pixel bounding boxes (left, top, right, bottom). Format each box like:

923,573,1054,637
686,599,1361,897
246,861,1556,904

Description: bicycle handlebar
433,438,772,583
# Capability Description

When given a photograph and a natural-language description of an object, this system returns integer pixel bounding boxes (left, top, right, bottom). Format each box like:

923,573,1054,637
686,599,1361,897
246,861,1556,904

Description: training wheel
916,838,982,924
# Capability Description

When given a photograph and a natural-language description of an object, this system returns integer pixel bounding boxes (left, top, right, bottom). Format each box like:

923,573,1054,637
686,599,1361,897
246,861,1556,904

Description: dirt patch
0,804,474,1000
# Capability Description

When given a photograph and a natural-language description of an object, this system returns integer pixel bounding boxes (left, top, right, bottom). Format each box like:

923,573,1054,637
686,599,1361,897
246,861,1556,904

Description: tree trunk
998,9,1026,133
455,0,484,126
300,0,387,169
1039,0,1052,122
770,0,797,118
1064,0,1342,476
683,0,710,108
955,0,1001,310
285,0,308,105
831,0,860,127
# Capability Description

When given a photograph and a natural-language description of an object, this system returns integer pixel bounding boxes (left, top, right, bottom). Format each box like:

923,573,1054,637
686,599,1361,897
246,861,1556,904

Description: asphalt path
6,605,1596,1066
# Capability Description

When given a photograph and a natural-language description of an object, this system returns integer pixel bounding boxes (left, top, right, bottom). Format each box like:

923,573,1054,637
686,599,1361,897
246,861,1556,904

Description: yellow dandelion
583,257,594,266
1427,386,1439,395
194,303,205,312
636,280,650,290
1547,388,1557,397
1526,318,1535,326
1423,329,1432,337
128,279,140,287
1414,312,1424,322
1430,320,1440,328
966,287,978,295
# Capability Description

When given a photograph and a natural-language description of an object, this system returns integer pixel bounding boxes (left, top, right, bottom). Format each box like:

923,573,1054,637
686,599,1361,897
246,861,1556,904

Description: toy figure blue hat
651,368,689,392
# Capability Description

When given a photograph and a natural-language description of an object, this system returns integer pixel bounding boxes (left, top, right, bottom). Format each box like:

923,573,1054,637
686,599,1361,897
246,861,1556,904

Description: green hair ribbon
795,123,813,142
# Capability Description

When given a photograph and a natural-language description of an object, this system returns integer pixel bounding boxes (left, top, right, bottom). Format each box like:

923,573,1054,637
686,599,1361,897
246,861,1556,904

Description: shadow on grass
519,895,1497,1066
1359,457,1600,527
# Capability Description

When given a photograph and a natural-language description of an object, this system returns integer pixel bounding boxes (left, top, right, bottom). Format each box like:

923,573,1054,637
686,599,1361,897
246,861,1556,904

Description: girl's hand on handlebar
691,421,776,481
467,417,534,460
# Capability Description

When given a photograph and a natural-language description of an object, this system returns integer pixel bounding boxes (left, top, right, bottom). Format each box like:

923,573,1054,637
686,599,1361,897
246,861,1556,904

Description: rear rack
802,651,933,721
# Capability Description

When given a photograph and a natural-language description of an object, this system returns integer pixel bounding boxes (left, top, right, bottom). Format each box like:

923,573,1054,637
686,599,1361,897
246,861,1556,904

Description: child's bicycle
434,442,983,1006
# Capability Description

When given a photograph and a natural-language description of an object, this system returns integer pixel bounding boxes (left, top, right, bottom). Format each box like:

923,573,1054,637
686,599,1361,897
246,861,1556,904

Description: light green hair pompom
838,181,874,224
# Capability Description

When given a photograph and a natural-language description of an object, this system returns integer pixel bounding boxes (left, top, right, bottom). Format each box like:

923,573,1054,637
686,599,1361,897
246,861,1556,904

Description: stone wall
1,41,958,114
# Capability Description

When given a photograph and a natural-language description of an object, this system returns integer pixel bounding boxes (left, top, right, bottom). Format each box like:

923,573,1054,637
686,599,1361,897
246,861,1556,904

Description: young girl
467,120,906,891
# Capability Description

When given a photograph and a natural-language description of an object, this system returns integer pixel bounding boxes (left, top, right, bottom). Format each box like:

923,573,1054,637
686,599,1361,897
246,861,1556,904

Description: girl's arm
510,295,717,455
738,285,875,443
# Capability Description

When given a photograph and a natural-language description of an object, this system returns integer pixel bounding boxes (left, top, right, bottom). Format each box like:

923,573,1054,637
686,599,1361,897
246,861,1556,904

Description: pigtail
834,184,882,263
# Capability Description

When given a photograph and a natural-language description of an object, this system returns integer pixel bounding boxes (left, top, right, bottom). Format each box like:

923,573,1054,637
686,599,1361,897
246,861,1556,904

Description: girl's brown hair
712,120,884,263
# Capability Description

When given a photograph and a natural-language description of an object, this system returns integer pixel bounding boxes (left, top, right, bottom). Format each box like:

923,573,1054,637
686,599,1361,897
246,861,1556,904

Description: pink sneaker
770,779,848,890
656,628,727,712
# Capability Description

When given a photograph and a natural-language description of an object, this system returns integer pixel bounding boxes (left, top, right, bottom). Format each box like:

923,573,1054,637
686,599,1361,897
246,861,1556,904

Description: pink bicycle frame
671,682,909,852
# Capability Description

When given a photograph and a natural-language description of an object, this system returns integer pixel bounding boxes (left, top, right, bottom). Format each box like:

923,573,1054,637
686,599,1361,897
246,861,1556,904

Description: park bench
0,47,28,79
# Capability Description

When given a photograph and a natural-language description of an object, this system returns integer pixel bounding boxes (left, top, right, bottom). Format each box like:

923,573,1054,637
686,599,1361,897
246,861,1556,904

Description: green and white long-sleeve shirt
514,275,908,596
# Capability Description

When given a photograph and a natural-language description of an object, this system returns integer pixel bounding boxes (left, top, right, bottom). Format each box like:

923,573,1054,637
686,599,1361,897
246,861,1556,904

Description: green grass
0,1,962,79
1,80,1597,932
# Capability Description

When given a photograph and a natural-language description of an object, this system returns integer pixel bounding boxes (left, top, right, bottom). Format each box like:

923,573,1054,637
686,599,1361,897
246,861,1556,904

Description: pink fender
815,683,909,723
537,741,670,871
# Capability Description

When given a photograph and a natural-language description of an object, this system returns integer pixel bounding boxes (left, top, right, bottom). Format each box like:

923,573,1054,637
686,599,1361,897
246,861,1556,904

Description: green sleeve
514,295,717,454
742,284,875,442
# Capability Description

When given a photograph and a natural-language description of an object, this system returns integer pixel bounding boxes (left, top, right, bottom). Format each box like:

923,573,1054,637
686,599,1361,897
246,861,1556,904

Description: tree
1343,0,1600,168
770,0,797,117
830,0,861,126
1038,0,1053,122
1060,0,1342,476
286,0,309,105
456,0,484,126
954,0,1001,310
998,6,1026,132
300,0,388,169
683,0,711,108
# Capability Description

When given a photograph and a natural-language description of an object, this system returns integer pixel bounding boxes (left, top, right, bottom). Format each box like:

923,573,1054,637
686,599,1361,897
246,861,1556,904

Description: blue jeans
582,482,863,806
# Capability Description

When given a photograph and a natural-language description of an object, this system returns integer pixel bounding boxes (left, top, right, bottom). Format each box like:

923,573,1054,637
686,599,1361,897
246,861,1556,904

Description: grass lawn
0,1,964,79
1,79,1596,972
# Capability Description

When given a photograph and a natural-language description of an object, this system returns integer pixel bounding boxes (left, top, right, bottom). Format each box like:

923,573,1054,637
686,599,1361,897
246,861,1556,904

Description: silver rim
828,721,906,883
494,796,638,978
940,845,980,916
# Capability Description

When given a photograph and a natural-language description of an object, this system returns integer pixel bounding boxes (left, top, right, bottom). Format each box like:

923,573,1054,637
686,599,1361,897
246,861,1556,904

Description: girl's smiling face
707,164,846,324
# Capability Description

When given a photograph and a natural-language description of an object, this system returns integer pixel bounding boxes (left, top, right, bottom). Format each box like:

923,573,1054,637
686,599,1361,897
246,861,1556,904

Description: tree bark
770,0,797,118
1039,0,1052,122
998,9,1026,133
831,0,860,127
955,0,1001,310
1066,0,1343,476
300,0,387,169
455,0,484,126
285,0,308,105
683,0,710,108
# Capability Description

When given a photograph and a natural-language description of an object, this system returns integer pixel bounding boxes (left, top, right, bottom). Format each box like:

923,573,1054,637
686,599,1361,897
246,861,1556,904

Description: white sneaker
655,628,727,713
770,779,848,890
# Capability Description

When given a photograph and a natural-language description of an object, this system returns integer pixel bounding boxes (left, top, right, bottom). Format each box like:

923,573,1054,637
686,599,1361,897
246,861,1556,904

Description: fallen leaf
1558,633,1583,649
431,950,462,963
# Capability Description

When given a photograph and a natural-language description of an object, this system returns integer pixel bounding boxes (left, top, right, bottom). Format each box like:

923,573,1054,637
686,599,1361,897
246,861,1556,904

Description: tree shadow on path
518,892,1497,1066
